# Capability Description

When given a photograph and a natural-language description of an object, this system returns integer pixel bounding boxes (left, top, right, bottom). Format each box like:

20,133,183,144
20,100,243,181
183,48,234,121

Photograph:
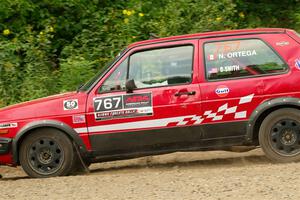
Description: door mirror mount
125,79,137,93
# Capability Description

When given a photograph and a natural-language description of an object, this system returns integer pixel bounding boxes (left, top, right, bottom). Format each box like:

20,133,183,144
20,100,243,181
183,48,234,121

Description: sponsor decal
276,41,289,46
208,67,218,74
0,123,18,129
218,50,257,60
215,85,230,97
72,115,86,124
208,54,215,61
64,99,78,110
207,50,257,62
295,59,300,70
214,41,241,54
93,93,153,120
94,107,153,121
219,65,240,73
123,93,152,108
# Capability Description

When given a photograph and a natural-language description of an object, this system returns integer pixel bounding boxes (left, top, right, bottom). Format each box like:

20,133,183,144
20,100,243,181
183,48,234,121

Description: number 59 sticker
64,99,79,110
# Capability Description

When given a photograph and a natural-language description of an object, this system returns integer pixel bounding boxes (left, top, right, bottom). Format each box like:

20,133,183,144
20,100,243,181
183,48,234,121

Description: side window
205,39,288,80
99,58,128,93
128,46,193,89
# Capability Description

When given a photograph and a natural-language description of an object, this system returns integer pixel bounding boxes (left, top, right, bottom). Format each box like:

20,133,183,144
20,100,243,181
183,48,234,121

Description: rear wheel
259,108,300,162
19,128,76,178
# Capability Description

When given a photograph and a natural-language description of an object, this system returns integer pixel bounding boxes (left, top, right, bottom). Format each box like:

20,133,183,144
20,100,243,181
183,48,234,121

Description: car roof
128,28,288,48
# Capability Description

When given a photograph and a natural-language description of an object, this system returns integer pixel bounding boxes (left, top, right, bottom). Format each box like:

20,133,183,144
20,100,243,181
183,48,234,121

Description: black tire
19,128,76,178
259,108,300,163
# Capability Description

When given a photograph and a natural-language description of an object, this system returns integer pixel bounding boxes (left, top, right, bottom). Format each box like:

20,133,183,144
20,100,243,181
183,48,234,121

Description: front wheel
259,108,300,162
19,128,76,178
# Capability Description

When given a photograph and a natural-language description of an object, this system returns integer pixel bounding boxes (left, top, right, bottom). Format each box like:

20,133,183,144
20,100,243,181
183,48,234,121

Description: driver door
85,40,202,155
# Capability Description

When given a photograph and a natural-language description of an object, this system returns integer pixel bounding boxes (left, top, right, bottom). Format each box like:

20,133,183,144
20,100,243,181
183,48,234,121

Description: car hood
0,91,86,122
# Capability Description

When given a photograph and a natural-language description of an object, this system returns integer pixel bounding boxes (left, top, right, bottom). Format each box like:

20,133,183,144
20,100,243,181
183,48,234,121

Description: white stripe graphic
207,113,217,118
225,106,237,114
234,111,247,119
192,116,204,125
204,110,212,115
74,93,254,134
212,115,223,121
75,127,88,134
218,103,228,112
75,115,195,134
239,94,254,104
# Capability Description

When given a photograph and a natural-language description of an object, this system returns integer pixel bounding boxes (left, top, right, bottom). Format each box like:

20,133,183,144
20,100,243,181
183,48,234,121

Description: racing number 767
94,96,122,111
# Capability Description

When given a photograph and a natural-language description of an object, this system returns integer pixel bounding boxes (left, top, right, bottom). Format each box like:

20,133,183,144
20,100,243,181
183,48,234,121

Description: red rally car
1,28,300,178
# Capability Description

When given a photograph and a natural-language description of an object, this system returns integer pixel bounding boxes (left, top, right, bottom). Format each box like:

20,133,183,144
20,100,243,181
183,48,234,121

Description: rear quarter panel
259,33,300,99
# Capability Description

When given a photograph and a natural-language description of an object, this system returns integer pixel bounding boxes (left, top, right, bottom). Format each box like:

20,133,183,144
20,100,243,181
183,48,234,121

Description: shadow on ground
89,153,270,174
0,176,29,181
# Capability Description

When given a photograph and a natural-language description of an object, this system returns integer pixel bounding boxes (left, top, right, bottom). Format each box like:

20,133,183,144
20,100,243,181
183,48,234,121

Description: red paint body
1,28,300,166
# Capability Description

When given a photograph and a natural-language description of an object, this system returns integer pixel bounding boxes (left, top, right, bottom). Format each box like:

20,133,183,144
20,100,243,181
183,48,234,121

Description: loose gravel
1,149,300,200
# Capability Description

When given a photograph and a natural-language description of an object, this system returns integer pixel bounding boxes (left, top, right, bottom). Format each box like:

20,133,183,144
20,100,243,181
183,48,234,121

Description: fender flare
12,120,88,164
246,97,300,143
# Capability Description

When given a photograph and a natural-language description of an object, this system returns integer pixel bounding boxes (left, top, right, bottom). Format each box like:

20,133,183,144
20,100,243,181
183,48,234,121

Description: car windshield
79,48,127,92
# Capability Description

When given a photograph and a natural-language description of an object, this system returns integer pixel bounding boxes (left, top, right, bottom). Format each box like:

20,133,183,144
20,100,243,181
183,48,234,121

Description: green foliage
59,57,98,92
0,0,300,107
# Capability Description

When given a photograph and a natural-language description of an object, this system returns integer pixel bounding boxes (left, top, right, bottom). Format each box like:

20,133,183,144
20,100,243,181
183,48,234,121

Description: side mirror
125,79,137,93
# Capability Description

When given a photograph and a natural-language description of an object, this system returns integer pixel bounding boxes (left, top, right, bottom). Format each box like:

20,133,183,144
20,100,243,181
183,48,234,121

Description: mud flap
73,142,90,173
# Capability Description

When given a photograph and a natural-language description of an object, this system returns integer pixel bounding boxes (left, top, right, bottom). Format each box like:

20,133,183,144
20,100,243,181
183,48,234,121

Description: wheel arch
12,120,88,165
246,97,300,145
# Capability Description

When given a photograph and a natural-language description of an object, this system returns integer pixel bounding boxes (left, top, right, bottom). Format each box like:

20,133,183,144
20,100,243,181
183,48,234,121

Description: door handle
175,91,196,96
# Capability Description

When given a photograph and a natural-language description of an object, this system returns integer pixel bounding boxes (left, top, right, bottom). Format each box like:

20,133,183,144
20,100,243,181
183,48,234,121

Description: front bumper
0,138,12,154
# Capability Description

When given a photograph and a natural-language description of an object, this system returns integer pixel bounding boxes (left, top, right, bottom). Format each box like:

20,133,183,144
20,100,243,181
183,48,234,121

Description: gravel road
1,148,300,200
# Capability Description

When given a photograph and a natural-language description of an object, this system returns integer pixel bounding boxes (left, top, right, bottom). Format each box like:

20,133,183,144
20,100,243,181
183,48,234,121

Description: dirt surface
1,148,300,200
